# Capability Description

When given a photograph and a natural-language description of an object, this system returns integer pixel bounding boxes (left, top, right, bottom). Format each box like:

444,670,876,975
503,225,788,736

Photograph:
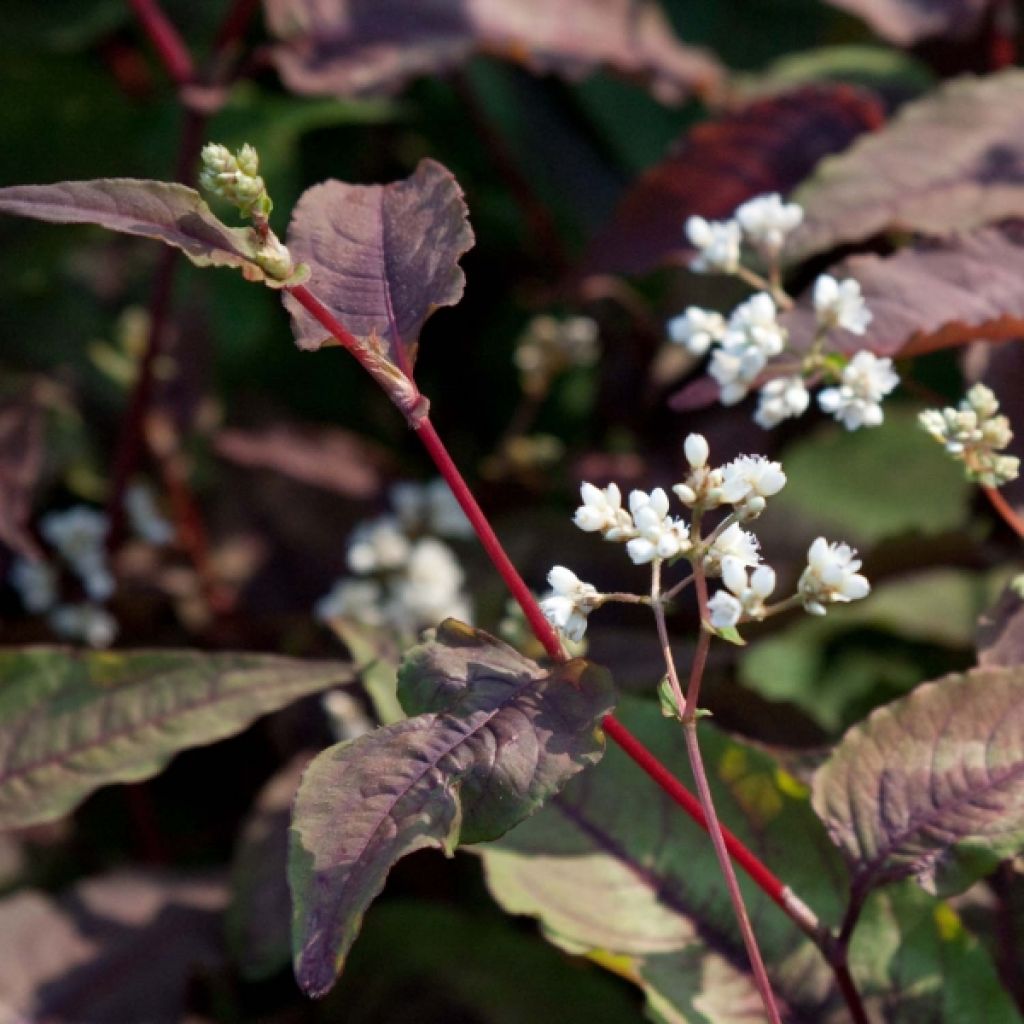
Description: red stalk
984,485,1024,541
127,0,195,86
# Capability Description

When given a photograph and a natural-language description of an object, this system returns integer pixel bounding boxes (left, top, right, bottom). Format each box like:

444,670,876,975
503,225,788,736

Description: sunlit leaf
283,159,474,365
0,648,353,829
288,621,615,996
584,85,883,276
813,666,1024,898
264,0,722,104
790,70,1024,262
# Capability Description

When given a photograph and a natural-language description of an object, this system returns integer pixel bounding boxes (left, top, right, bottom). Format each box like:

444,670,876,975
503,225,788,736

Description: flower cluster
671,194,898,431
315,479,472,634
514,314,600,398
541,434,872,643
200,142,271,220
919,384,1020,487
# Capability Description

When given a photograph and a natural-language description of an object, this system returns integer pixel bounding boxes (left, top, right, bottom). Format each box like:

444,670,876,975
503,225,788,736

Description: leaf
0,384,45,560
264,0,723,105
326,618,405,725
287,620,615,997
812,666,1024,899
772,407,971,546
478,698,848,1019
789,70,1024,262
0,648,353,829
215,421,393,501
583,85,883,276
283,159,475,364
783,223,1024,358
978,587,1024,668
820,0,992,46
0,179,289,285
0,870,227,1022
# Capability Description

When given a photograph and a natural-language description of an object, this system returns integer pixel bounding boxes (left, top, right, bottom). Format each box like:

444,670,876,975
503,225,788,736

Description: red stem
984,485,1024,541
127,0,195,86
213,0,261,55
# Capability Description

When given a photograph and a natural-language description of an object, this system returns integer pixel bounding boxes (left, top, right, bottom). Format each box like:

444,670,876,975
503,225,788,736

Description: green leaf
326,618,405,725
0,180,294,286
0,648,353,829
477,698,847,1019
287,621,615,997
773,408,971,545
813,666,1024,898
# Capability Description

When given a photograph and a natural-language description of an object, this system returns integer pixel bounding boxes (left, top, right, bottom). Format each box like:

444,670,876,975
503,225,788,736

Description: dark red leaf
583,85,884,277
978,588,1024,669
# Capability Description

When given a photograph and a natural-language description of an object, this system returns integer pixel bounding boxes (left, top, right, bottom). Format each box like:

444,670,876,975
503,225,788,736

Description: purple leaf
287,620,615,997
812,666,1024,898
0,385,45,561
977,587,1024,669
0,180,283,283
283,159,474,365
789,70,1024,262
821,0,993,46
782,222,1024,358
264,0,722,104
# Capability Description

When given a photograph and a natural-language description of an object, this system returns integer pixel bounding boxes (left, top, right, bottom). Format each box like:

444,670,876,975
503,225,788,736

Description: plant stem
651,560,781,1023
984,485,1024,540
734,265,794,311
127,0,195,86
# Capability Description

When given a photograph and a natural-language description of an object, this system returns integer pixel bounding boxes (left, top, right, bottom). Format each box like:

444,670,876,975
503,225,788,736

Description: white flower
125,483,174,546
625,489,691,564
710,347,760,405
918,383,1020,487
392,538,471,628
717,455,787,510
49,603,118,648
40,506,108,565
540,565,600,642
813,275,872,335
686,216,742,274
668,307,727,356
735,194,803,255
390,479,472,539
684,434,710,470
704,523,761,574
709,556,777,625
818,351,899,430
708,591,742,629
798,537,870,615
314,578,386,627
710,294,788,405
9,557,58,613
754,375,810,429
573,482,634,539
346,516,411,573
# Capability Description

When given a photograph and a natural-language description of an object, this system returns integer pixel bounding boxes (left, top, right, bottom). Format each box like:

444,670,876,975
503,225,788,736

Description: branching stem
984,485,1024,541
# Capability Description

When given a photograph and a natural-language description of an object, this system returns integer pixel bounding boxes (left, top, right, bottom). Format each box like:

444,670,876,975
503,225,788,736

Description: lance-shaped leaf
584,84,883,276
0,179,292,284
783,222,1024,358
264,0,722,105
821,0,992,45
283,159,474,365
813,666,1024,899
0,648,353,829
789,70,1024,262
287,620,615,997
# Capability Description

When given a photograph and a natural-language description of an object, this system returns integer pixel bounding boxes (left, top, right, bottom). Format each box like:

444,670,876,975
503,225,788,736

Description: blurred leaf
478,698,847,1019
740,568,1007,730
0,384,45,560
264,0,722,104
584,84,883,276
820,0,993,46
813,666,1024,899
329,901,642,1024
288,620,615,996
283,158,475,364
790,70,1024,262
783,223,1024,359
327,618,406,725
773,408,971,546
2,0,126,52
0,870,227,1023
0,180,289,284
0,648,353,829
978,587,1024,668
215,420,393,500
229,753,312,980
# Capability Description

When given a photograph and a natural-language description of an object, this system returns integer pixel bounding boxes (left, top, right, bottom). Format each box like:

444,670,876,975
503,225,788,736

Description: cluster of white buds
199,142,271,220
315,480,472,635
671,195,898,431
125,483,174,546
919,384,1020,487
544,433,872,644
514,315,600,398
40,506,113,601
798,538,870,615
